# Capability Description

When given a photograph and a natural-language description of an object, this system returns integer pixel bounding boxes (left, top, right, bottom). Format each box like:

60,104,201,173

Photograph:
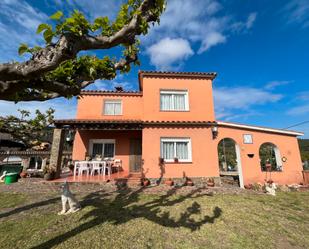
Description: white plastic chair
73,161,80,176
102,160,111,179
78,162,90,176
113,159,122,172
90,162,102,176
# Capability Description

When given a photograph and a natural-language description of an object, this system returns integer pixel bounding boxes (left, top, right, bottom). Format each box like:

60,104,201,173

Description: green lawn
0,187,309,249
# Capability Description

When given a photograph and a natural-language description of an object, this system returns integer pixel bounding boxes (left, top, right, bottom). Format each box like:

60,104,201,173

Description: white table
74,160,113,178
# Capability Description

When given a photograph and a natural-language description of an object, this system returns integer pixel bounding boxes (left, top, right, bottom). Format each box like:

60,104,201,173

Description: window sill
261,170,283,173
164,161,192,164
160,110,190,112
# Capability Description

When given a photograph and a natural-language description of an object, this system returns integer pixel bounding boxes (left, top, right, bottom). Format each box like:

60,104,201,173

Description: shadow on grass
0,197,59,219
31,186,222,249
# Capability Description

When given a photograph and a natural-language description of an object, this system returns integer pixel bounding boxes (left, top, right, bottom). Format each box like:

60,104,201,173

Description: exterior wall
76,94,143,120
141,126,303,185
142,127,219,179
142,76,215,122
72,130,141,172
216,127,303,185
71,73,303,186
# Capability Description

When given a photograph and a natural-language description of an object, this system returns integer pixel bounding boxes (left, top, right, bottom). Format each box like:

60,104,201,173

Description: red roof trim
54,119,216,126
81,90,142,96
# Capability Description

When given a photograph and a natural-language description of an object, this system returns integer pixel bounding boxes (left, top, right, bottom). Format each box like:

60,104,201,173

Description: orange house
54,71,304,187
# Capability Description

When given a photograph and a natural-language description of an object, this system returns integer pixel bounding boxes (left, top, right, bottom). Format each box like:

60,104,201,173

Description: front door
129,139,142,172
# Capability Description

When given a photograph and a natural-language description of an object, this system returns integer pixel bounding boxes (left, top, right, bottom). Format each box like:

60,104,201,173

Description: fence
0,150,72,170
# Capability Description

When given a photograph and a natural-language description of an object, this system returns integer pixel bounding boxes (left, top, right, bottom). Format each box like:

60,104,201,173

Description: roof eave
217,121,304,137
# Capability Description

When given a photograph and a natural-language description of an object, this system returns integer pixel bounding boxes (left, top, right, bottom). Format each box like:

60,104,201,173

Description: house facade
54,71,304,186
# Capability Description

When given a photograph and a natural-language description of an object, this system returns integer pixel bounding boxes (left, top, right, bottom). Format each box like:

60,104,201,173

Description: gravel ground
0,177,255,196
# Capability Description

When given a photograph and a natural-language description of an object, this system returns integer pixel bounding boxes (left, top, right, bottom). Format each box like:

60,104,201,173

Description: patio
50,170,132,183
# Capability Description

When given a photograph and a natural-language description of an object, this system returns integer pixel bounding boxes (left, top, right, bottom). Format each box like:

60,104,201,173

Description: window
218,138,238,172
259,142,282,172
160,90,189,111
243,134,253,144
89,139,115,158
161,138,192,162
104,100,122,115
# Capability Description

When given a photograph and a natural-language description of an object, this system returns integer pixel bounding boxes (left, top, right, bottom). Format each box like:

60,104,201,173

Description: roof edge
138,70,217,79
217,121,304,136
80,90,142,96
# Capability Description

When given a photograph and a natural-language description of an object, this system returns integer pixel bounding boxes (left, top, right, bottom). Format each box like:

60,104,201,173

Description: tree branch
0,0,158,82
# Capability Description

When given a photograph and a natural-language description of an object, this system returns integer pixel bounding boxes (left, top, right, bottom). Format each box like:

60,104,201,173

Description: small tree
0,109,54,149
0,0,165,102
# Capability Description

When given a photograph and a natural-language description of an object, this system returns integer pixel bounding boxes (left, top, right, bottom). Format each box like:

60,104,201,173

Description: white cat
58,181,81,215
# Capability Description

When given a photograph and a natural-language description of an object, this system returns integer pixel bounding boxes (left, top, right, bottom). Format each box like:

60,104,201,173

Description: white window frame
160,90,189,111
160,137,192,163
103,99,122,115
89,139,116,158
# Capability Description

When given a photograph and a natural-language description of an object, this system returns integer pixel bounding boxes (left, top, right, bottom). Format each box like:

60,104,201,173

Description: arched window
259,143,282,171
218,138,238,172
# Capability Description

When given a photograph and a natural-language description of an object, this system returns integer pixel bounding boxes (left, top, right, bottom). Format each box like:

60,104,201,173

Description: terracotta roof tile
54,119,142,124
80,90,142,95
138,70,217,78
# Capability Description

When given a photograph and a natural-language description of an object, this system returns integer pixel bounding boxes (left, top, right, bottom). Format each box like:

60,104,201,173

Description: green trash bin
4,173,19,185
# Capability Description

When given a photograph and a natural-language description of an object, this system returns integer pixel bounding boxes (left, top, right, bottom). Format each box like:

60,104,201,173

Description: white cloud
282,0,309,28
142,0,257,68
231,12,257,32
297,91,309,101
214,86,282,120
264,80,292,90
0,98,76,119
91,79,135,91
246,12,257,29
0,0,48,62
144,0,228,48
58,0,123,21
198,32,226,54
147,38,194,70
287,104,309,116
87,73,136,91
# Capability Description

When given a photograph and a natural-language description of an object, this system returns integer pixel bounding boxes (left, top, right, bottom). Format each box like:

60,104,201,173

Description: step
129,172,142,177
220,176,239,187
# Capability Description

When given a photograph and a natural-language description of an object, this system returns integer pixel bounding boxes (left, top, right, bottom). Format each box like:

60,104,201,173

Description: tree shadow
31,186,222,249
0,197,59,219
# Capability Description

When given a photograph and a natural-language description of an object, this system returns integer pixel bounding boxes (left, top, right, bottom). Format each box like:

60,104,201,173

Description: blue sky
0,0,308,137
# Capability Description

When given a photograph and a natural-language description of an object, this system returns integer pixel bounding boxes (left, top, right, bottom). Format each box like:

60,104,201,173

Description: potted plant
43,166,56,181
20,170,27,178
165,178,174,186
244,184,253,189
68,164,74,174
265,160,272,171
174,157,179,163
267,179,274,184
185,177,194,186
207,178,215,187
143,178,150,187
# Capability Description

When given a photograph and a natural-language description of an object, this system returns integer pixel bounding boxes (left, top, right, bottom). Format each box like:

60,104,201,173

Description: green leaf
50,11,63,20
18,43,29,55
43,29,53,44
36,23,51,34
